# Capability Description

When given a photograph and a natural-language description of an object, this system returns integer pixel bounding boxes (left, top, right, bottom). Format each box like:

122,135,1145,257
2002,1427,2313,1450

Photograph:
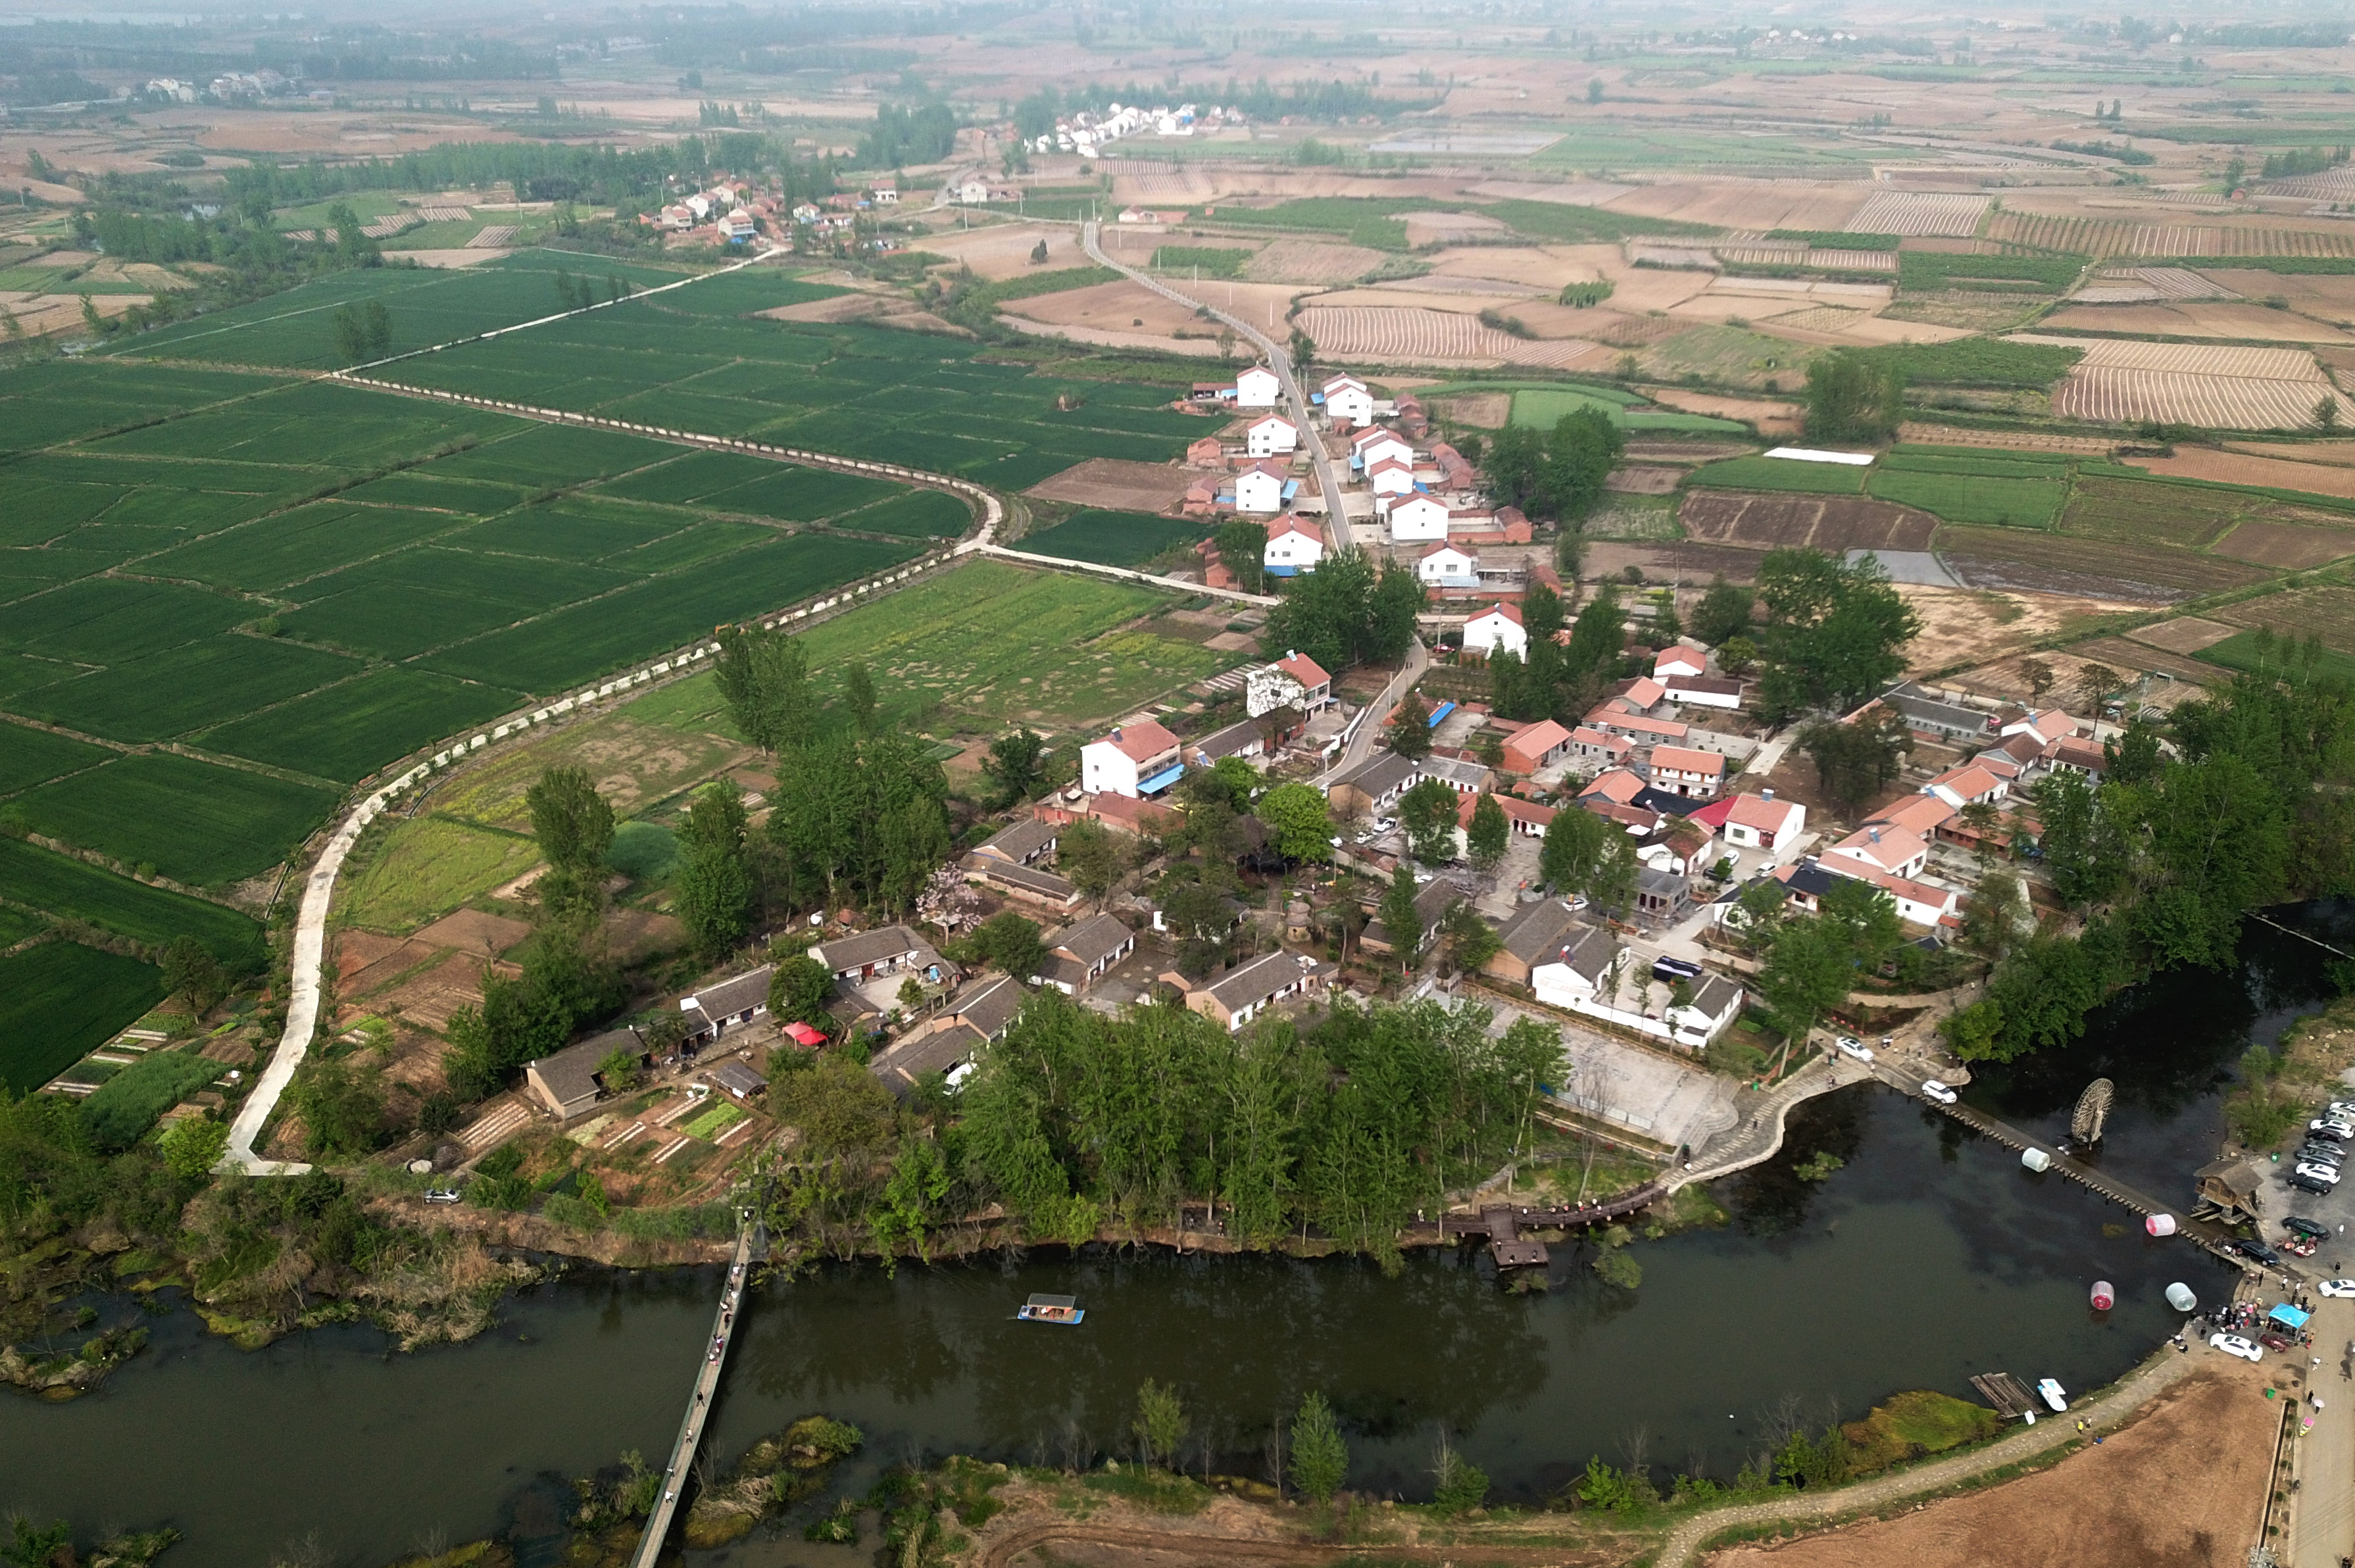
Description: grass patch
338,815,539,933
1513,386,1652,428
1839,1390,2002,1475
79,1046,220,1151
1862,337,2083,389
2202,627,2355,683
1149,246,1254,278
1899,251,2089,293
0,943,164,1095
1866,469,2071,529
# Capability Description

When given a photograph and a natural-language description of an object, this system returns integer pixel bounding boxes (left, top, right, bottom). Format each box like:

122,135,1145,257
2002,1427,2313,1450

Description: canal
7,906,2348,1566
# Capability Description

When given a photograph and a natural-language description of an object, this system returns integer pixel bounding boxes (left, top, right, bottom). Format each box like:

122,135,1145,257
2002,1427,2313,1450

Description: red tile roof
1099,719,1179,762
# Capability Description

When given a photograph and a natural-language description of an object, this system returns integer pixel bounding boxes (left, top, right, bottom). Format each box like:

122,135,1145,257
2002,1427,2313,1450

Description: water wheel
2071,1077,2115,1146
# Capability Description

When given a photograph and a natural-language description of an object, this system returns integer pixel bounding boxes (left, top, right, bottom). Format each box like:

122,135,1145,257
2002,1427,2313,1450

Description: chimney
1869,828,1881,843
1762,788,1775,800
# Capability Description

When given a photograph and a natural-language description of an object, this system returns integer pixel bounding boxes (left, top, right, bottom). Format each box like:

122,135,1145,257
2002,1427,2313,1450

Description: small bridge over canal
1406,1187,1667,1269
630,1212,761,1568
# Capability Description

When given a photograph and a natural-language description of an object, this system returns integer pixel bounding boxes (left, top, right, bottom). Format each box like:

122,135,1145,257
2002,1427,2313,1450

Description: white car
2295,1162,2344,1185
2210,1332,2264,1363
2312,1119,2354,1139
1835,1036,1873,1063
1920,1079,1958,1105
2319,1279,2355,1299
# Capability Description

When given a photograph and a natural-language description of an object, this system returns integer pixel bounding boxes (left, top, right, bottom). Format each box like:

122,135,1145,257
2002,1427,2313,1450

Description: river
7,907,2346,1567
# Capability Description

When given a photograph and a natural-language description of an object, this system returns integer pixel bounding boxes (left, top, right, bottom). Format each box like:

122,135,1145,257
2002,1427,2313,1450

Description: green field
0,721,114,794
2203,627,2355,684
0,836,263,958
337,814,541,933
80,1047,225,1150
1866,469,2072,529
14,752,343,887
1687,456,1868,494
199,669,522,784
1898,251,2089,294
1019,509,1209,566
637,559,1235,738
0,943,165,1095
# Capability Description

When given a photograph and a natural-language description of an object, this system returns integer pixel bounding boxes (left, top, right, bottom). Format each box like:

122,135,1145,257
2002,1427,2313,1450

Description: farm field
636,560,1237,740
336,815,541,934
1018,509,1210,567
1293,306,1608,369
2018,335,2354,428
2212,583,2355,668
1685,456,1866,494
1941,525,2273,602
0,836,264,958
0,943,165,1096
1680,492,1935,551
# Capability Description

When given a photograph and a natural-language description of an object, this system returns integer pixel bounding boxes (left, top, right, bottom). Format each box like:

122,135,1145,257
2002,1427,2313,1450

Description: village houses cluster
648,172,899,250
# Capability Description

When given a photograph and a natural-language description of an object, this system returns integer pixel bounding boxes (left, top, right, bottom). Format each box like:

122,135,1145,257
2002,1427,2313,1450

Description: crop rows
0,943,164,1096
1989,212,2355,258
1295,306,1608,368
0,836,262,957
1848,192,1989,237
2054,368,2355,428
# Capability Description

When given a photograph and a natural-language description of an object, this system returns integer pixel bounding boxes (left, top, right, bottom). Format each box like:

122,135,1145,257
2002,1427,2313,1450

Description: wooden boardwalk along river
631,1215,758,1568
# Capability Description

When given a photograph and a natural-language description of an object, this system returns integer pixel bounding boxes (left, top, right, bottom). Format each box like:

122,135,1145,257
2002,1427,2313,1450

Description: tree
1718,635,1758,679
1587,76,1604,103
289,1056,384,1160
712,623,816,755
362,298,391,358
2021,658,2056,700
1754,914,1860,1043
1290,1391,1350,1504
768,954,835,1029
1540,805,1608,895
1798,711,1913,813
1802,349,1904,444
1368,562,1426,662
1216,517,1270,595
160,935,226,1016
973,910,1047,981
1133,1378,1190,1468
528,765,616,875
1753,550,1920,721
2321,395,2342,433
1256,781,1333,862
157,1114,228,1179
1466,793,1509,873
597,1044,641,1096
1399,778,1462,866
2033,771,2124,908
1431,1435,1490,1515
1691,575,1754,645
332,303,366,363
844,660,878,735
1440,900,1502,975
2077,662,2123,715
1029,237,1049,264
982,728,1049,807
675,782,755,961
1378,868,1424,968
1389,690,1433,759
1289,328,1316,367
1960,868,2023,958
1058,818,1125,901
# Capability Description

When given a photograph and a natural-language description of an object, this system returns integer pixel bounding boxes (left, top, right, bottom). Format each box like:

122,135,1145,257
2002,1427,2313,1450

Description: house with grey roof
1185,949,1334,1032
680,966,774,1044
972,818,1058,868
1481,898,1580,986
1038,912,1136,993
969,858,1083,914
1362,879,1462,958
525,1025,645,1121
1883,683,1996,744
1326,752,1419,820
810,926,943,983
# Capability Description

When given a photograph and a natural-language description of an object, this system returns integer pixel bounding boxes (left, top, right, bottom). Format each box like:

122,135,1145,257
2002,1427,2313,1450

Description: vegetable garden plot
0,836,262,957
0,722,112,795
0,944,163,1096
140,502,465,592
15,751,339,886
0,481,130,546
453,502,682,563
199,667,522,785
423,533,918,692
1,578,255,664
838,489,972,539
426,423,676,483
1018,510,1207,566
11,635,359,743
1686,456,1868,494
697,466,901,523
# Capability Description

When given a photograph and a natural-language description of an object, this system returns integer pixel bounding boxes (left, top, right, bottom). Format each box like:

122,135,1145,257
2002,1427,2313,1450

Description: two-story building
1234,364,1281,408
1246,414,1299,456
1647,745,1726,800
1462,602,1528,660
1263,516,1324,576
1081,719,1183,798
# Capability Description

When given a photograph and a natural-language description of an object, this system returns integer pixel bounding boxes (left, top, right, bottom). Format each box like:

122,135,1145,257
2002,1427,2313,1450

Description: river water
9,907,2348,1567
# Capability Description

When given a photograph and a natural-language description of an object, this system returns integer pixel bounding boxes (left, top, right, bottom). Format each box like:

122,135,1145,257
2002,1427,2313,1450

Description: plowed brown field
1681,491,1937,550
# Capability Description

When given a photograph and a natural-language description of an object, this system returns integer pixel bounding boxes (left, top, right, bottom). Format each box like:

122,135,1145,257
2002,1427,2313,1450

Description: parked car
2231,1238,2284,1266
2210,1333,2264,1362
1652,956,1704,983
2329,1100,2355,1116
423,1188,460,1204
2318,1279,2355,1299
2298,1144,2344,1167
1372,817,1398,835
2293,1173,2339,1196
2260,1332,2296,1353
2311,1119,2354,1140
1835,1036,1873,1062
1920,1079,1958,1105
2294,1163,2343,1187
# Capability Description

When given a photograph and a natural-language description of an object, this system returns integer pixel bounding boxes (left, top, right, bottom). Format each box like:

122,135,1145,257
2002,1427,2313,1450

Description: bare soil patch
2120,447,2355,501
378,952,507,1033
1401,210,1510,247
1429,243,1618,290
1649,387,1802,435
2229,437,2355,468
412,908,533,958
1608,182,1869,232
2213,516,2355,569
2129,616,2239,654
2043,301,2354,343
395,248,510,270
2216,582,2355,649
1606,466,1685,494
1704,1360,2273,1568
1025,457,1194,512
337,932,436,998
921,222,1078,281
1899,424,2117,454
1682,492,1937,551
1900,584,2106,672
1003,277,1203,337
2206,268,2355,318
1942,527,2269,602
1427,391,1512,429
1233,237,1385,283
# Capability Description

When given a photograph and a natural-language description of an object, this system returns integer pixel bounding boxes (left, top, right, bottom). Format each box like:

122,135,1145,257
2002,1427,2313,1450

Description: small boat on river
1018,1293,1085,1325
2039,1378,2069,1413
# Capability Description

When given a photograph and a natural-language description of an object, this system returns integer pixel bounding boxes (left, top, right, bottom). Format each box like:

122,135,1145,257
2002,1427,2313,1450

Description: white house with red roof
1463,601,1527,660
1245,414,1299,457
1386,493,1450,543
1924,763,2008,810
1321,374,1375,426
1647,745,1725,799
1233,460,1290,514
1366,456,1416,497
1416,543,1479,589
1722,792,1805,850
1350,426,1413,471
1653,644,1708,681
1274,651,1333,708
1825,823,1929,880
1234,364,1281,408
1081,719,1184,798
2000,707,2077,746
1262,516,1324,577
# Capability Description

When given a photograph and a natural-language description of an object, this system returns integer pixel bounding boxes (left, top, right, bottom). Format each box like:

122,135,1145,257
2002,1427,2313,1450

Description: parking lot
2254,1071,2355,1280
